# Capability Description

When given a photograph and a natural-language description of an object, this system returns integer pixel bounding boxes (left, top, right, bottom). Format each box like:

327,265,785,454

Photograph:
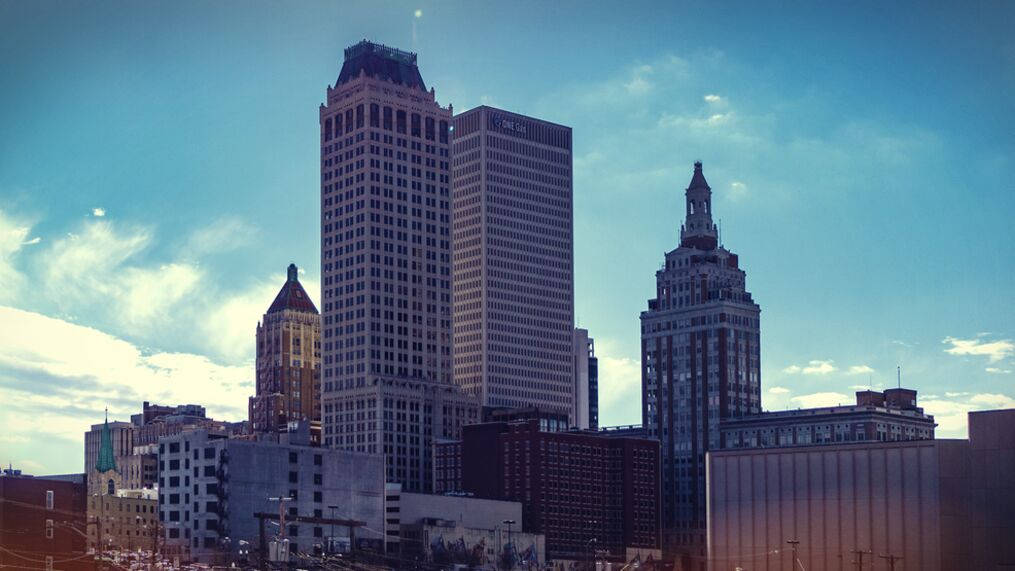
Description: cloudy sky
1,0,1013,474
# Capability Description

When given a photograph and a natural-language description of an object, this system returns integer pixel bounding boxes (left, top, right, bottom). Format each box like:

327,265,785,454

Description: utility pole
879,553,902,571
850,548,871,570
786,539,800,571
268,496,293,571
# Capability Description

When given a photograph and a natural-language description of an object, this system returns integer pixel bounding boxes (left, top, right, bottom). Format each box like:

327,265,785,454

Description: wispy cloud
703,94,722,104
181,216,257,258
768,386,790,394
0,209,31,303
985,367,1012,374
92,208,106,217
943,336,1014,363
846,364,875,375
783,359,837,375
922,392,1015,436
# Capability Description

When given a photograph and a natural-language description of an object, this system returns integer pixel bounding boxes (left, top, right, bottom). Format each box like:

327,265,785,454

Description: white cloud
846,364,875,375
729,181,748,201
625,76,652,94
704,94,722,103
986,367,1012,374
790,392,850,408
943,335,1014,363
768,386,790,394
92,208,106,217
592,339,642,427
782,359,837,375
922,392,1015,437
181,216,257,257
0,305,251,452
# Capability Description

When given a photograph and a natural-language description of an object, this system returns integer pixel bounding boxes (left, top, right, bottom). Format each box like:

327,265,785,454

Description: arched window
689,201,695,215
107,479,114,495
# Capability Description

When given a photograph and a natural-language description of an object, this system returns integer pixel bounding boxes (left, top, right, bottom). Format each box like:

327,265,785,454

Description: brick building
720,388,935,449
0,472,93,571
452,419,661,562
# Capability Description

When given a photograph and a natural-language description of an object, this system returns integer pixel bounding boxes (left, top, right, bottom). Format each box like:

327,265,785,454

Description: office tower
320,41,471,489
573,328,599,430
451,106,574,419
248,263,322,441
640,162,761,563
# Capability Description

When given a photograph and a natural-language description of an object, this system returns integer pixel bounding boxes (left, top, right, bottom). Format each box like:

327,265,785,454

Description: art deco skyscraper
451,106,574,420
248,264,321,440
640,162,761,562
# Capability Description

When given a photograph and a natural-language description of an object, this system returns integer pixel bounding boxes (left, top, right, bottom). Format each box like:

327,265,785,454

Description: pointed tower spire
95,410,118,473
288,263,299,282
679,161,718,250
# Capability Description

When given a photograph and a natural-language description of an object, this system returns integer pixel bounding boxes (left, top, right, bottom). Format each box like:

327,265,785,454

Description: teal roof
95,413,117,473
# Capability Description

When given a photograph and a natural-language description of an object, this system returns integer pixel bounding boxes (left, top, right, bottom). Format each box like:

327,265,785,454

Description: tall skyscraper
320,41,470,489
248,264,321,440
451,106,574,419
640,162,761,564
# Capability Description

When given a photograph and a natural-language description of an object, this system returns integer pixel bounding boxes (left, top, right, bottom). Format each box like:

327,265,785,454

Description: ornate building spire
679,161,718,250
95,410,117,473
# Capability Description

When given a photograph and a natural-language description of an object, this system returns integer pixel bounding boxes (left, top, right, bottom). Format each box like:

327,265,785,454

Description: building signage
491,114,528,135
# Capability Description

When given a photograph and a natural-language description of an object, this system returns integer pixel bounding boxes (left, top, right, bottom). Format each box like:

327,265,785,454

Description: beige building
248,263,322,441
324,376,479,492
87,488,158,553
706,409,1015,571
451,105,574,420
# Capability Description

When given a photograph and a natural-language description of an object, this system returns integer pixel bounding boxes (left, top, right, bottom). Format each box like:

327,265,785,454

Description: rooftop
266,264,319,315
337,40,426,91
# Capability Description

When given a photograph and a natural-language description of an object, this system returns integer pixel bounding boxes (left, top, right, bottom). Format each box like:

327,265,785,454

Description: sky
1,0,1013,475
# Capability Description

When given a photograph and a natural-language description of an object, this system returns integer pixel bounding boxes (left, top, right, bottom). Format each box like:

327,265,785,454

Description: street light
502,520,516,570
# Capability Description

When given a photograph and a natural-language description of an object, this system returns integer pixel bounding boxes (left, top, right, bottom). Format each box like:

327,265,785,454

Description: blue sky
1,0,1013,474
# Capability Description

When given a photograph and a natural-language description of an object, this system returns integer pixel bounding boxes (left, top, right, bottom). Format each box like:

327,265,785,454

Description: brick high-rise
320,41,466,490
640,162,761,564
248,263,321,440
451,106,574,419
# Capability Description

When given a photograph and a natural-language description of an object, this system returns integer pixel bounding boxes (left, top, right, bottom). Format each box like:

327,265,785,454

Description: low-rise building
0,471,92,571
455,419,661,563
707,408,1015,571
157,425,384,564
719,387,935,450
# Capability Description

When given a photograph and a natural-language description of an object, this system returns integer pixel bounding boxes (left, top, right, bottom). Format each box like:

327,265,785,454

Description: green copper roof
95,412,117,473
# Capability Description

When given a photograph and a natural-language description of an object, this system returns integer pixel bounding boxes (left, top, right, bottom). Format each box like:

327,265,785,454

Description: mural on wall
428,534,541,569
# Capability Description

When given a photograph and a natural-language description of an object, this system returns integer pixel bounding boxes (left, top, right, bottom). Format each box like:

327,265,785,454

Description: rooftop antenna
897,365,901,389
718,218,723,247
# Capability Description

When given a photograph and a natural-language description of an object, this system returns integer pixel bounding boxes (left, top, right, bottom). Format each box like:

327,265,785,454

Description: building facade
319,41,457,492
706,408,1015,571
640,162,762,562
249,263,322,440
0,473,92,571
323,376,479,492
157,428,385,564
720,388,935,450
457,419,660,562
573,328,598,430
451,105,574,420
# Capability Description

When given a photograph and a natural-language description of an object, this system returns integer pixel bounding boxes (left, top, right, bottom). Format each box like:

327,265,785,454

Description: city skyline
1,0,1013,475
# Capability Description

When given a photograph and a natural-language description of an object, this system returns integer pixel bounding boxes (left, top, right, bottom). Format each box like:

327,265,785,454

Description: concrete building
640,162,762,562
248,263,322,442
573,328,599,430
323,376,479,492
456,419,661,563
383,487,543,567
706,408,1015,571
87,488,159,554
451,105,574,421
157,427,384,564
0,472,92,571
720,388,935,449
